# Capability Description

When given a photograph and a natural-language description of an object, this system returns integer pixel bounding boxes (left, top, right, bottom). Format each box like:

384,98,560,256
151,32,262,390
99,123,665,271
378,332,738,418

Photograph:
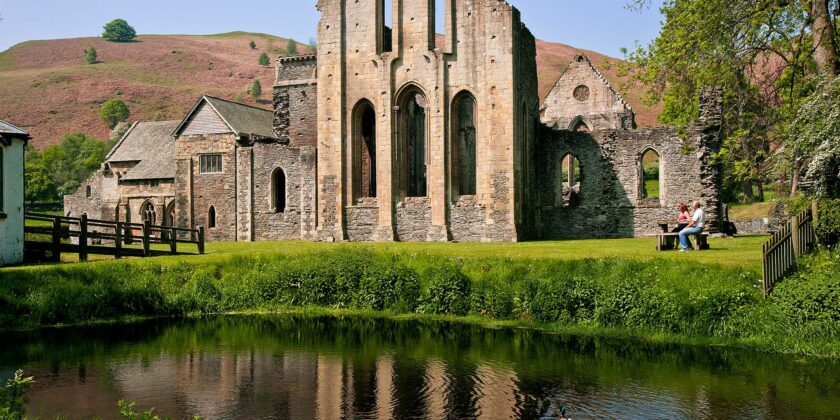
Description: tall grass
1,248,838,357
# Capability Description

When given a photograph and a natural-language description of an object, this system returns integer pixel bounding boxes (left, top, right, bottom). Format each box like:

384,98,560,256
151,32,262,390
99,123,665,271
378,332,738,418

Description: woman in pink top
672,203,691,232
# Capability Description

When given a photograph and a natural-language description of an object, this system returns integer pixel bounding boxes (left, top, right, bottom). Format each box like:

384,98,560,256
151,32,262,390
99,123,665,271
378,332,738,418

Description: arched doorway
352,100,377,202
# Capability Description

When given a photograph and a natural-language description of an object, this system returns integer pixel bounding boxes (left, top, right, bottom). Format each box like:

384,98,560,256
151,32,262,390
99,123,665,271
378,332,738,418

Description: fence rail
761,202,818,297
24,212,204,263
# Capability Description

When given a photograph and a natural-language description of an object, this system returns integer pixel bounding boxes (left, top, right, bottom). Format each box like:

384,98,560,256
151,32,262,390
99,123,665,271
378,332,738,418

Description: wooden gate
761,202,819,296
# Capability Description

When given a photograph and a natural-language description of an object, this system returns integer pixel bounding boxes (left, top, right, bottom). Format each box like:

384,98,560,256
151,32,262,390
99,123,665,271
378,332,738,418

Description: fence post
115,222,123,259
170,227,177,254
79,214,89,262
791,214,801,258
51,218,62,262
198,227,205,255
142,221,151,256
812,201,819,239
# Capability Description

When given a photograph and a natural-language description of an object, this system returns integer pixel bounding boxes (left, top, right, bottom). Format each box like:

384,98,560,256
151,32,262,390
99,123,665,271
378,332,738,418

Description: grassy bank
1,242,837,357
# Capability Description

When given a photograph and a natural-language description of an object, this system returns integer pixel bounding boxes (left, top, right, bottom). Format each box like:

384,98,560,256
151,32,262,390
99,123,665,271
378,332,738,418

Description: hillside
0,32,658,148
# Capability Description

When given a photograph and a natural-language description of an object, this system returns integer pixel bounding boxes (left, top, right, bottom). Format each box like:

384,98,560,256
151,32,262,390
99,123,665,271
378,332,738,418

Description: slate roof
0,119,32,140
106,120,179,181
174,95,278,139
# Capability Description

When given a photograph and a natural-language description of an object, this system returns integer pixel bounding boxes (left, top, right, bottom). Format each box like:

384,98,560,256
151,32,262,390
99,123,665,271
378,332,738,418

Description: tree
84,47,97,64
100,99,130,128
249,40,257,49
258,52,270,66
24,146,58,205
250,80,262,100
309,38,317,53
287,39,298,56
32,133,113,197
102,19,137,42
785,75,840,198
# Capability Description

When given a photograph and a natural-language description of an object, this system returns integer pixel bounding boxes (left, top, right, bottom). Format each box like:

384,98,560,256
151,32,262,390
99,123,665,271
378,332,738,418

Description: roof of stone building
106,120,179,180
0,119,32,140
174,95,278,139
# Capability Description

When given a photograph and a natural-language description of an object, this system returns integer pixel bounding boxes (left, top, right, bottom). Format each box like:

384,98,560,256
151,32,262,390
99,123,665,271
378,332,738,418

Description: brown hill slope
0,32,657,149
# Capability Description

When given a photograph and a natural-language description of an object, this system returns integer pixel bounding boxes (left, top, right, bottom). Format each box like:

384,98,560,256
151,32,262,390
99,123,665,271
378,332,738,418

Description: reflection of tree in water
4,316,840,419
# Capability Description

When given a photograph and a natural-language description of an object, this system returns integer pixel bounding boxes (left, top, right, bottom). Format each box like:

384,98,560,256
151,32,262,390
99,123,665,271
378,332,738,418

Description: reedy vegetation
1,248,837,357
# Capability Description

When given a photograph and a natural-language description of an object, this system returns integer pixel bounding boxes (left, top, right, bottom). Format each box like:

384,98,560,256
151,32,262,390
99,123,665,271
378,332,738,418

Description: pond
1,315,839,419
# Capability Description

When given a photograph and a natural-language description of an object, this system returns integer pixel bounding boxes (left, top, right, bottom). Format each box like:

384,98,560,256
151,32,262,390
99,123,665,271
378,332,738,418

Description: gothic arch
639,147,663,202
207,206,217,229
140,200,157,225
450,90,477,199
395,83,429,198
351,99,377,202
569,115,593,132
271,167,287,213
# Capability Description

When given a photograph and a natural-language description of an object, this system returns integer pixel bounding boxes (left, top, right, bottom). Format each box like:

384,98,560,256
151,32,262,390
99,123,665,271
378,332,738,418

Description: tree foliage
249,40,256,49
622,0,840,202
84,47,97,64
102,19,137,42
258,52,270,66
249,79,262,100
287,38,298,56
100,99,130,128
25,133,114,201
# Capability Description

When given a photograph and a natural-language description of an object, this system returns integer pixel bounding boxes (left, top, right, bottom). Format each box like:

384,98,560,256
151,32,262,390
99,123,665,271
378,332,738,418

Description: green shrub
772,250,840,323
417,261,471,315
355,260,420,312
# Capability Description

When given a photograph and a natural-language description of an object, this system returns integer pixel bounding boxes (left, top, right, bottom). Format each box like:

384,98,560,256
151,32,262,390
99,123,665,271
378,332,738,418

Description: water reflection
1,315,839,419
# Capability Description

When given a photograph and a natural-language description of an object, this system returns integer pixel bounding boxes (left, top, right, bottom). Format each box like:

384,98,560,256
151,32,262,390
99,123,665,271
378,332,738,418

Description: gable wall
182,103,233,136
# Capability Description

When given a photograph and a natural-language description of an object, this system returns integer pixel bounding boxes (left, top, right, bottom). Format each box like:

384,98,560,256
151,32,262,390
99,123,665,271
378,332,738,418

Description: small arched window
208,206,216,229
641,149,661,200
271,168,287,213
556,153,582,207
141,201,157,225
85,185,92,198
569,116,592,133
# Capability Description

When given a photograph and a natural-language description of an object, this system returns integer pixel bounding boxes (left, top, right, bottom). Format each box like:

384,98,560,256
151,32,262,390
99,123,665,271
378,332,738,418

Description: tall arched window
207,206,216,228
640,149,661,200
141,201,157,225
397,86,428,198
352,100,377,202
451,92,477,198
271,168,287,213
556,153,582,207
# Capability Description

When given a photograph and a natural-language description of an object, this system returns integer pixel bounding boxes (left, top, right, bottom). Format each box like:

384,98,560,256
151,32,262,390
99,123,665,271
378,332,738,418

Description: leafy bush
258,52,270,66
84,47,97,64
772,250,840,323
100,98,131,128
417,261,471,315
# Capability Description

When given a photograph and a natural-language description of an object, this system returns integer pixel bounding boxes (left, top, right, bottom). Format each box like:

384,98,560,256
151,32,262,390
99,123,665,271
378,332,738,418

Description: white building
0,120,31,266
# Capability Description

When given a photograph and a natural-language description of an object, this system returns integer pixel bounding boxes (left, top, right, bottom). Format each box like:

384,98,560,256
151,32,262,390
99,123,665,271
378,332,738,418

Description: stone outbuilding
0,120,31,265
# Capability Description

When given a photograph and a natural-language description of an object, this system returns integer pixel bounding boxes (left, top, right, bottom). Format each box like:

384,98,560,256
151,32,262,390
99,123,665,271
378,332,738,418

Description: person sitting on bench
679,201,705,252
672,203,691,233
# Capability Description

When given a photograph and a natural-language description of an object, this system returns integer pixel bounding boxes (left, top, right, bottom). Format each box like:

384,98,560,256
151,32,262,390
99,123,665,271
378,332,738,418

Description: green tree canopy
249,40,257,49
99,99,130,128
250,79,262,100
26,133,114,199
287,39,298,56
258,52,270,66
101,19,137,42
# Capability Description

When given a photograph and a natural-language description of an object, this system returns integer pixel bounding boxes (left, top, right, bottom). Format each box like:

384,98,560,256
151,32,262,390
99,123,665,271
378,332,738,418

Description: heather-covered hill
0,32,657,148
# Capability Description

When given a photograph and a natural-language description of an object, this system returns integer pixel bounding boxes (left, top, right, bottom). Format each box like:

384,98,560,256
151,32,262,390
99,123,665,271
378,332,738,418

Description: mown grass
17,236,767,267
1,241,837,358
728,201,775,220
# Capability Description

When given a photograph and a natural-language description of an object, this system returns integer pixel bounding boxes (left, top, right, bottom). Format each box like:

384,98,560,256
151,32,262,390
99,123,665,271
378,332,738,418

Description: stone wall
541,55,635,131
535,120,721,239
274,55,318,148
175,133,239,242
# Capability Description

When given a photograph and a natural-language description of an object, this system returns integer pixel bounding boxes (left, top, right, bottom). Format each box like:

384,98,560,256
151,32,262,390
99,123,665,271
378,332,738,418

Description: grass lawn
728,201,775,220
9,235,768,271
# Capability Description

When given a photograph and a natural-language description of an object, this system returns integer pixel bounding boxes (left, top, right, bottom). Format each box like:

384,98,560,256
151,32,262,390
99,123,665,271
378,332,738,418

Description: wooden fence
24,213,204,263
761,202,819,297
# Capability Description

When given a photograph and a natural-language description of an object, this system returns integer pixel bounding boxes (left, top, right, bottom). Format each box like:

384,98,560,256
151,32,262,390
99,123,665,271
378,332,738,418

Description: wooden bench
655,232,710,251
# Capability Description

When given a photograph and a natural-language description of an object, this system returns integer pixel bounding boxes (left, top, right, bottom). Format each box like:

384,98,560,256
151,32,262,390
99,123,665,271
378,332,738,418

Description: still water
1,315,839,419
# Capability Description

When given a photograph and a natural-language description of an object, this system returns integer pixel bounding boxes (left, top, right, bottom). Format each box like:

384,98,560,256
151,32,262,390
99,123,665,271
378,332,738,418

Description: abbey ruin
66,0,723,242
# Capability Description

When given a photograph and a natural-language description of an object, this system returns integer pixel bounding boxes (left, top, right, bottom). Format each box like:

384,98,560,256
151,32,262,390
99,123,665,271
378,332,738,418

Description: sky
0,0,664,58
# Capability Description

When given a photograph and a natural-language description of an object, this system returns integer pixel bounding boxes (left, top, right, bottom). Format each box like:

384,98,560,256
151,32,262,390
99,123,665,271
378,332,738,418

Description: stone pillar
427,52,449,242
236,145,254,242
697,87,724,231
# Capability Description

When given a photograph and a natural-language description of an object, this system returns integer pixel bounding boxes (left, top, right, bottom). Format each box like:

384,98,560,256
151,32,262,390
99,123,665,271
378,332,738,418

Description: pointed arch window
451,92,477,198
569,116,592,133
556,153,582,207
271,168,287,213
640,149,661,201
352,101,377,203
208,206,216,229
397,86,428,198
141,201,157,225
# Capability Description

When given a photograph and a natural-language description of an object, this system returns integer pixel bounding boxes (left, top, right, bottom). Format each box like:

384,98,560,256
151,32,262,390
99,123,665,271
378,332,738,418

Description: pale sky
0,0,664,58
